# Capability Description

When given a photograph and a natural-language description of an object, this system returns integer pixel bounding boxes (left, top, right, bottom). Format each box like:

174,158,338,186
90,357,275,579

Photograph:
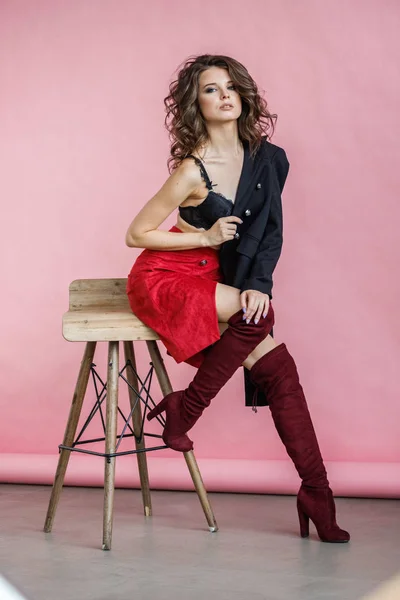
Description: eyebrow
202,80,233,89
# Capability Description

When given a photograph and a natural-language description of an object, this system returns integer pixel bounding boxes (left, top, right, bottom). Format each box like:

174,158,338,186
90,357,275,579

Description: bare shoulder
171,156,202,187
157,156,204,205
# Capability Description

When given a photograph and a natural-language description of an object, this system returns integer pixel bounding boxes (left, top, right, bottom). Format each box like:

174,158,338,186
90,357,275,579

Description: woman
125,54,350,543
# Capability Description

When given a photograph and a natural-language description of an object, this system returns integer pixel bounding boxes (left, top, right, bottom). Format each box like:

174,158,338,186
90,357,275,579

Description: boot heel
147,396,169,421
297,503,310,538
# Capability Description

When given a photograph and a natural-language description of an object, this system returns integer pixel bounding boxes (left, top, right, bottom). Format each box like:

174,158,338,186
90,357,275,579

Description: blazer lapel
233,140,267,217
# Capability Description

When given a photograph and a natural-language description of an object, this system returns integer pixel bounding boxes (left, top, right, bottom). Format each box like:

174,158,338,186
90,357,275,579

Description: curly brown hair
164,54,277,172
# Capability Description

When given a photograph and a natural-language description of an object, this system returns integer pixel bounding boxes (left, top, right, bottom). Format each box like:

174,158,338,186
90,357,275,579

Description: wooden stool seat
63,310,159,342
63,279,158,342
44,278,218,550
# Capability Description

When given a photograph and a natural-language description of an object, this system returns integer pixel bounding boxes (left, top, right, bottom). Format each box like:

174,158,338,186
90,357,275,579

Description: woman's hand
240,289,270,324
204,216,243,247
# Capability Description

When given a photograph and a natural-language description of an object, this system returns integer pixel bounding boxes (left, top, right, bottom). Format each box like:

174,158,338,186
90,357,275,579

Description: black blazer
218,136,290,408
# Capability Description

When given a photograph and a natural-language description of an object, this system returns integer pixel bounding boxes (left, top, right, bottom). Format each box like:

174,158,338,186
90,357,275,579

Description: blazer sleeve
240,147,290,299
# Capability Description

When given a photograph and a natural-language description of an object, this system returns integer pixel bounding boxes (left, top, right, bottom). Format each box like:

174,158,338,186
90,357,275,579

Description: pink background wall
1,0,399,497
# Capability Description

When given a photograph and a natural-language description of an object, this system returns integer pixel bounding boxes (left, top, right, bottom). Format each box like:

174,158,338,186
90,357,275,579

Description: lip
220,104,234,110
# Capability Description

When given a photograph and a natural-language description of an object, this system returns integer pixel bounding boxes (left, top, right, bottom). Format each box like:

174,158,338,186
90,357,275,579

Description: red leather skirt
126,226,223,368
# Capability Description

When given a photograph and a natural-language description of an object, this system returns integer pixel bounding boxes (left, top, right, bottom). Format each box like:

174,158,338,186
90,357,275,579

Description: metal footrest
60,359,168,461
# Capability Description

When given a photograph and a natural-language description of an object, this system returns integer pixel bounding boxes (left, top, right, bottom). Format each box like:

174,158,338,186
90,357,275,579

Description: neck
199,122,243,159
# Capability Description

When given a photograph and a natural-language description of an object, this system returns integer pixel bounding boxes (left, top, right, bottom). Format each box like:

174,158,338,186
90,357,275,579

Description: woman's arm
125,159,209,251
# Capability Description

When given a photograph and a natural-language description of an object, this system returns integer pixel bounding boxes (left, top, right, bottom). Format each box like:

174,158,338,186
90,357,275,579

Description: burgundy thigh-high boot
249,343,350,543
147,304,275,452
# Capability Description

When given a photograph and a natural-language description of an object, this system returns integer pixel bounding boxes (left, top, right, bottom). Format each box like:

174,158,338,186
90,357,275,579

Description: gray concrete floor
0,484,399,600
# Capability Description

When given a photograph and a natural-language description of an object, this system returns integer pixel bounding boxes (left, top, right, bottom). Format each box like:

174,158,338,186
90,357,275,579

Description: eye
204,84,236,94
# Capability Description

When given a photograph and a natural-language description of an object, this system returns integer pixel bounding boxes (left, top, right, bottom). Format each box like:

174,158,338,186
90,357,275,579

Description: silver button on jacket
244,209,251,216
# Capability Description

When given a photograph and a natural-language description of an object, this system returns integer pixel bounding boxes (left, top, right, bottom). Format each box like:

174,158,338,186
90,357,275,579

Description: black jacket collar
233,138,270,216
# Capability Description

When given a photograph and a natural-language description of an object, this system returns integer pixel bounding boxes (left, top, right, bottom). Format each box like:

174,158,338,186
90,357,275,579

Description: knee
228,302,274,333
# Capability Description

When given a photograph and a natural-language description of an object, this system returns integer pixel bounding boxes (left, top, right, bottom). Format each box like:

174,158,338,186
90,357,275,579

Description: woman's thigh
215,282,243,323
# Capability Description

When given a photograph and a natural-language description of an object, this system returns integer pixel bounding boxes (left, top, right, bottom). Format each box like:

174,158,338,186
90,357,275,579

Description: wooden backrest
68,278,130,312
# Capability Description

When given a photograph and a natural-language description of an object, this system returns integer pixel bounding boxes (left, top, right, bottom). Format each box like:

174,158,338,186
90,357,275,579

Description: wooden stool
43,278,218,550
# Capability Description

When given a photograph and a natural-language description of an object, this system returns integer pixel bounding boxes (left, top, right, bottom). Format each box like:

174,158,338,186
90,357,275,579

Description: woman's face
197,66,242,123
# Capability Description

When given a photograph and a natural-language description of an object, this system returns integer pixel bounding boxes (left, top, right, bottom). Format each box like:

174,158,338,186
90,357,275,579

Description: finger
223,229,238,240
224,216,243,224
219,223,235,232
240,291,248,317
245,296,258,323
221,228,236,237
219,217,243,225
254,301,264,324
262,298,270,318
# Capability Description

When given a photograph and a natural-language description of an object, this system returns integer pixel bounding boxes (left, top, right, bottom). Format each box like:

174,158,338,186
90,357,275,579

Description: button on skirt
126,226,223,368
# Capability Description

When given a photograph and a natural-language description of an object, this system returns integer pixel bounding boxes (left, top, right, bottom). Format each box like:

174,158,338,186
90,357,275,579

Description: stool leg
184,452,218,532
44,341,97,533
146,340,218,533
102,341,119,551
123,341,152,517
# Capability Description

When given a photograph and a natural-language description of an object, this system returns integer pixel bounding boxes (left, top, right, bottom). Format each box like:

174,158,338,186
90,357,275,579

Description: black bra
178,155,234,229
